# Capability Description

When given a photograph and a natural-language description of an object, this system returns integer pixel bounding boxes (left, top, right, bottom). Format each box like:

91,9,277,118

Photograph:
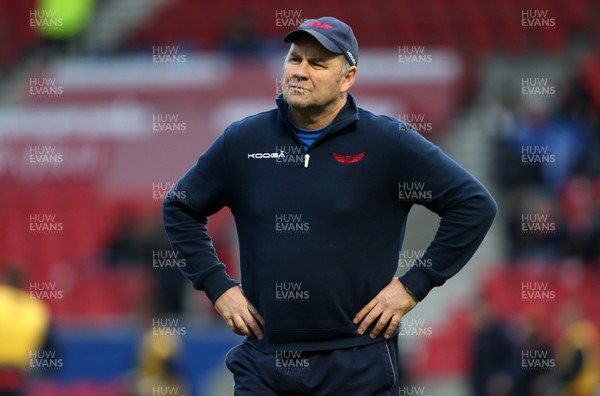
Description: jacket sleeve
162,132,239,304
397,124,497,301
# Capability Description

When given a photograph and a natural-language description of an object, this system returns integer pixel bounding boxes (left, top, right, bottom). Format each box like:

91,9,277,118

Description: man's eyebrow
287,51,331,63
307,55,329,63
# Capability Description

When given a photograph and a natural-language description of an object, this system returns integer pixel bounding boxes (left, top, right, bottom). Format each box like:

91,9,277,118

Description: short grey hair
340,57,351,77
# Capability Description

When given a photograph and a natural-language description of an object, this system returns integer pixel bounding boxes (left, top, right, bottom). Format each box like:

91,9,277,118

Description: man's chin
283,94,313,109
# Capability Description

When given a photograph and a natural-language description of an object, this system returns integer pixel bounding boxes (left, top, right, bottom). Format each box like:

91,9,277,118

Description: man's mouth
287,85,309,93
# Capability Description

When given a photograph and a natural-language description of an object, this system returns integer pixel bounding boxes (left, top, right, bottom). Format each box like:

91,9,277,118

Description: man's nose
292,60,309,79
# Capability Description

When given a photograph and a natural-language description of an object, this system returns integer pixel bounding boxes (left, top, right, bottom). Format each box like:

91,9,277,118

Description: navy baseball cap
283,17,358,66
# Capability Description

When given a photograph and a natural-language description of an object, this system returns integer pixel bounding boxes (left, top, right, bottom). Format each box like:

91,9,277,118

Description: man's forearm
162,188,238,304
400,188,497,301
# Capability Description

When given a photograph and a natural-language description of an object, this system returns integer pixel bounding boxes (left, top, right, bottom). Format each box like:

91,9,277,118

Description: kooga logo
248,152,285,159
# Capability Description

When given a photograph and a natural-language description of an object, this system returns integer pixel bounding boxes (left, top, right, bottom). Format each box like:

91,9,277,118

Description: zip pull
304,153,310,168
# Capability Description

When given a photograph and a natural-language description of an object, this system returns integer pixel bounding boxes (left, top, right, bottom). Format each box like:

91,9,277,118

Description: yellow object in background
134,328,188,396
35,0,96,39
0,285,50,371
556,320,600,396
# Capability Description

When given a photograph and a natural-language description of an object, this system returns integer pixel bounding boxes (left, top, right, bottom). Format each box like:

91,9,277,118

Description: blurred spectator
512,307,556,396
560,178,600,262
0,268,52,396
489,91,529,192
504,187,567,263
220,12,279,58
141,221,186,315
491,74,600,266
555,302,600,396
129,305,188,396
510,97,587,192
469,296,519,396
104,210,239,318
573,113,600,179
105,214,186,314
105,215,144,268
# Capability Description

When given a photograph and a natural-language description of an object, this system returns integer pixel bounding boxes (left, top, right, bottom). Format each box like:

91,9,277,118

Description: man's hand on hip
353,277,418,339
214,285,265,340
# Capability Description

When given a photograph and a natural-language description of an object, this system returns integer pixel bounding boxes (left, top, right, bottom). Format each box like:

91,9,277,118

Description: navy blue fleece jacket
162,93,497,352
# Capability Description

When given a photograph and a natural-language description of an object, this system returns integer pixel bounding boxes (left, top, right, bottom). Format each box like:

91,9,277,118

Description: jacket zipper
290,115,353,169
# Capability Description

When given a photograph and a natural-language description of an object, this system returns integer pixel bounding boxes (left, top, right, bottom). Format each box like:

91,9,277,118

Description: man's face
282,35,353,111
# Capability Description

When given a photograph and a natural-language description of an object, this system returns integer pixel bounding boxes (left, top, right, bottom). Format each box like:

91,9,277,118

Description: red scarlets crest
332,152,365,164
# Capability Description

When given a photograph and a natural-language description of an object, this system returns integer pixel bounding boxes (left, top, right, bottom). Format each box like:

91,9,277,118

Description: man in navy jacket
163,16,497,395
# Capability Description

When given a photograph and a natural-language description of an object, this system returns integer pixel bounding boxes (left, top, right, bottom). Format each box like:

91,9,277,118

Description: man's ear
341,66,357,94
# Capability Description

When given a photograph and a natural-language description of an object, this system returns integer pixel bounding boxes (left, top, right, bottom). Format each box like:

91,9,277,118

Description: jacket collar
275,92,360,136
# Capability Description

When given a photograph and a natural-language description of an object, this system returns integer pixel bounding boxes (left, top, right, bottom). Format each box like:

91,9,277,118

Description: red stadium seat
119,0,599,68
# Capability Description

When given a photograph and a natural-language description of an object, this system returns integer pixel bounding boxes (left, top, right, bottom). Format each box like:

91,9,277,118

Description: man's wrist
403,284,419,303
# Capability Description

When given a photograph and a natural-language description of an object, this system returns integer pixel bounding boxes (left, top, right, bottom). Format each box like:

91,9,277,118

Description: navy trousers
225,337,400,396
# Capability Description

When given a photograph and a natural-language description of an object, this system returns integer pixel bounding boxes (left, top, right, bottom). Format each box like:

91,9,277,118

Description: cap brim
283,29,342,55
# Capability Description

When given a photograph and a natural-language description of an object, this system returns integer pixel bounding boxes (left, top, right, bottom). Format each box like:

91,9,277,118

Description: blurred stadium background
1,0,599,395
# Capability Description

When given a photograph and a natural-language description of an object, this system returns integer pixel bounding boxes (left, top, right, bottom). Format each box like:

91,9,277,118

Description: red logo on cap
308,21,333,29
